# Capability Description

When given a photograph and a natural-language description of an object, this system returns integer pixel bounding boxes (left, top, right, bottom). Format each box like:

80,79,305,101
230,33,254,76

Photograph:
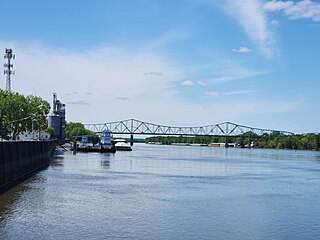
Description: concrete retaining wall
0,141,55,195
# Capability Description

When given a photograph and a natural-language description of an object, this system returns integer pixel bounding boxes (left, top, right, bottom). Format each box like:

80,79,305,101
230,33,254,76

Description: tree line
0,90,50,139
145,131,320,151
65,122,99,142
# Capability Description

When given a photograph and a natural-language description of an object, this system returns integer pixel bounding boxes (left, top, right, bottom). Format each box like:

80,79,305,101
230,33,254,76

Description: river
1,144,320,240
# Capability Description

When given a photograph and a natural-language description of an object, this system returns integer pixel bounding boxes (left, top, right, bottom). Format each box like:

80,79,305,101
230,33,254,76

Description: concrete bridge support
130,134,134,146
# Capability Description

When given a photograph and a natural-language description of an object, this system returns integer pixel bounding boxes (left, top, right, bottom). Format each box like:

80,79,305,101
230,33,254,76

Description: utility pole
3,48,15,92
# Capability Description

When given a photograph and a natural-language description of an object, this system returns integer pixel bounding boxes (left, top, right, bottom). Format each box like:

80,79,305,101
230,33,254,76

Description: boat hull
114,139,132,151
76,146,116,153
115,146,132,151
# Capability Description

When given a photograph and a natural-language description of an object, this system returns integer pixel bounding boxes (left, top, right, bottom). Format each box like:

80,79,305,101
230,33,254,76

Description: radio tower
3,48,15,93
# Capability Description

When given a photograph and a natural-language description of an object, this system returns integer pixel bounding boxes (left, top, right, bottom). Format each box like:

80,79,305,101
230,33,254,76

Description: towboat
100,130,115,151
76,131,116,153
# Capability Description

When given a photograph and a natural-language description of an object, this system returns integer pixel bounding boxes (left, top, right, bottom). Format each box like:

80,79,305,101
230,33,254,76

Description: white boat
76,131,116,153
114,139,132,151
78,136,94,149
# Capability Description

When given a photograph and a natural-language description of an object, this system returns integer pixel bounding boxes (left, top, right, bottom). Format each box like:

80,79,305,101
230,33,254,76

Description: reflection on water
0,187,23,227
1,144,320,240
100,159,110,169
0,174,45,230
50,155,65,169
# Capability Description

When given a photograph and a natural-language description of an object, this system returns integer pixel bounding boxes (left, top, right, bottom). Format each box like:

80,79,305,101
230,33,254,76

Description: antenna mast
3,48,15,92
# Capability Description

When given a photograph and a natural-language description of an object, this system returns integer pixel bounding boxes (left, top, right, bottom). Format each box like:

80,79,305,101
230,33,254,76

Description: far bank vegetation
145,131,320,151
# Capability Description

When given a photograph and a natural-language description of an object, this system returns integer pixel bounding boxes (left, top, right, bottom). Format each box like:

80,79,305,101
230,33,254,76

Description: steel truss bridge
84,119,293,137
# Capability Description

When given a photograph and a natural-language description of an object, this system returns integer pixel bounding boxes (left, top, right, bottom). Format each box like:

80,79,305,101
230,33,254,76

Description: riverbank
146,133,320,151
0,140,55,195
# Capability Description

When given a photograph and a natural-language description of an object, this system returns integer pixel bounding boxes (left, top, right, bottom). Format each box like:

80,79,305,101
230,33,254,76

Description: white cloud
0,41,188,123
223,89,258,96
181,80,207,87
179,60,267,86
209,62,267,84
205,89,257,97
205,91,220,97
144,72,163,76
66,100,90,105
226,0,275,57
0,40,303,131
115,97,129,101
181,80,194,86
198,80,207,86
263,1,294,11
264,0,320,21
232,46,253,53
149,29,191,49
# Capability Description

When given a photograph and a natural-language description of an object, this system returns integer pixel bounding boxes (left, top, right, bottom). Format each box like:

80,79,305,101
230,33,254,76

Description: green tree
26,95,50,130
145,132,320,151
44,127,55,139
0,90,50,139
65,122,97,141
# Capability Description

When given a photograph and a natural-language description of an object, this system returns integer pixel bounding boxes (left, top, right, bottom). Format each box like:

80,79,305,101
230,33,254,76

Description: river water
1,144,320,240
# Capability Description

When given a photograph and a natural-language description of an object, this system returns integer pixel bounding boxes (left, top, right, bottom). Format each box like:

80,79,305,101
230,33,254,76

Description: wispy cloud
223,89,258,96
226,0,275,57
180,61,267,86
264,0,320,21
205,91,220,97
181,80,208,86
198,80,207,86
263,1,294,11
232,46,253,53
66,91,91,96
66,100,90,105
115,97,129,101
205,89,258,97
0,40,188,122
210,64,266,84
0,39,304,131
149,29,191,48
181,80,194,86
144,72,163,76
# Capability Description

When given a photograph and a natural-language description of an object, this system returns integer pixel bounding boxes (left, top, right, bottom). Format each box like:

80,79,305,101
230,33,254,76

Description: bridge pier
73,138,77,154
225,136,229,148
130,134,133,146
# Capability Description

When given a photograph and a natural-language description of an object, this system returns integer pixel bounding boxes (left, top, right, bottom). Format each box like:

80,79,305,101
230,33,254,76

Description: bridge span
84,119,293,137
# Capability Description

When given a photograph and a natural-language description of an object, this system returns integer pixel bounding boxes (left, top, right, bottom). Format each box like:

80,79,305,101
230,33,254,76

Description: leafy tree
26,95,50,130
0,90,50,139
145,132,320,151
44,127,54,139
65,122,98,141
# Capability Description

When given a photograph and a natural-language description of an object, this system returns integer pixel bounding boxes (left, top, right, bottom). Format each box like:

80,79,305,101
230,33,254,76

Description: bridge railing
84,119,294,137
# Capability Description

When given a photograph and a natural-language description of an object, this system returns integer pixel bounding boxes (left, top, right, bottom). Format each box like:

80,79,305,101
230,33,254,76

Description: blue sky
0,0,320,133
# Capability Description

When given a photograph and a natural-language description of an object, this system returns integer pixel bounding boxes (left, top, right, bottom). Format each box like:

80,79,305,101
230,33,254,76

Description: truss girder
84,119,293,136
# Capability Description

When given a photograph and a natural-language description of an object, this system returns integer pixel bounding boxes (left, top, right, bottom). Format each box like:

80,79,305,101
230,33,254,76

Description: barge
75,130,116,153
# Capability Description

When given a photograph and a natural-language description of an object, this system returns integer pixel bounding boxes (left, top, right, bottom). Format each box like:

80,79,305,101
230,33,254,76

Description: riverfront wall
0,141,55,195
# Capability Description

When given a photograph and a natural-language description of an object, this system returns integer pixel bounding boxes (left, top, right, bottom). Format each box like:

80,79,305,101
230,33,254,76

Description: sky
0,0,320,133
